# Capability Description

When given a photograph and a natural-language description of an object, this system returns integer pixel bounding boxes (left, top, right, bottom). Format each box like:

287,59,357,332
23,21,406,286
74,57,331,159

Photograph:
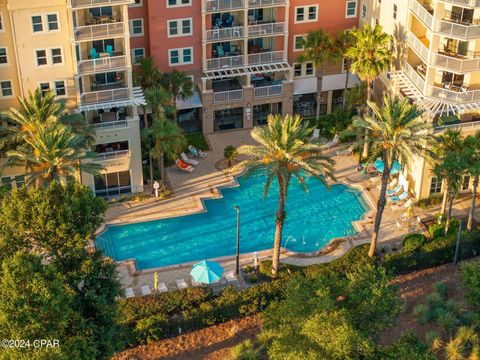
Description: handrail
410,0,434,28
434,120,480,132
204,0,243,12
247,22,285,37
431,52,480,73
407,30,429,62
440,0,480,6
248,0,286,7
427,85,480,104
213,89,244,104
71,0,134,7
403,62,426,93
77,55,128,74
93,119,128,130
94,149,129,160
74,22,125,41
206,55,244,70
253,84,283,98
206,26,244,41
248,50,284,65
80,87,130,105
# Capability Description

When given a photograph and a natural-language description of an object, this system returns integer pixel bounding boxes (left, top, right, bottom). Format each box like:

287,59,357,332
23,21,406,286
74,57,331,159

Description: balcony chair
90,48,100,59
216,45,225,57
105,45,113,57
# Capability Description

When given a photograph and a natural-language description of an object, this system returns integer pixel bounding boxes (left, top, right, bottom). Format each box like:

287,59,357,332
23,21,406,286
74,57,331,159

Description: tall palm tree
431,130,463,216
336,29,355,109
463,132,480,231
133,57,161,128
238,114,335,277
298,29,342,120
160,69,194,107
146,115,186,185
351,94,432,257
346,24,393,157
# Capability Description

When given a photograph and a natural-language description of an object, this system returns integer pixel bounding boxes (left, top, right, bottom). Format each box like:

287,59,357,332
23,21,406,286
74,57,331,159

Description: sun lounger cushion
125,287,135,298
141,285,151,296
176,279,188,289
175,159,193,172
181,152,199,166
158,282,168,293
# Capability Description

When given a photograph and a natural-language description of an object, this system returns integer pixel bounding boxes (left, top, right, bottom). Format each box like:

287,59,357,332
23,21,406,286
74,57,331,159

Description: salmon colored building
128,0,361,134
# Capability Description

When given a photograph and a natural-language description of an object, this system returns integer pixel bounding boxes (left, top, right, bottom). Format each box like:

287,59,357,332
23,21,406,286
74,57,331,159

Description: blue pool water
96,173,369,270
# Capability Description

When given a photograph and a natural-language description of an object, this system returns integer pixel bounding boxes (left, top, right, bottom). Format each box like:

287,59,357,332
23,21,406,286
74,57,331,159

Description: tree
351,95,432,257
336,29,356,110
461,132,480,232
146,115,186,185
238,114,335,277
133,57,161,128
298,29,342,120
159,69,194,106
224,145,238,168
346,24,393,157
343,83,367,115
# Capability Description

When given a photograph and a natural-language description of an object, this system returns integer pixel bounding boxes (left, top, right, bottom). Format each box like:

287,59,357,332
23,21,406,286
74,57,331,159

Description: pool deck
104,129,426,295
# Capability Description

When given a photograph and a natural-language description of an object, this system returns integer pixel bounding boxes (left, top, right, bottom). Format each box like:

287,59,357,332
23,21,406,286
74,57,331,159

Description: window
167,18,192,37
430,177,442,194
346,0,357,18
0,48,7,65
393,4,397,20
462,176,471,191
167,0,191,8
129,0,143,7
362,3,367,19
132,48,145,64
168,47,193,66
32,14,59,33
293,35,305,51
305,62,314,76
130,19,144,36
0,12,4,32
295,5,318,23
54,80,66,96
293,62,314,77
39,82,50,96
294,63,302,77
0,80,12,97
47,14,58,31
32,15,43,32
36,50,47,66
51,48,63,65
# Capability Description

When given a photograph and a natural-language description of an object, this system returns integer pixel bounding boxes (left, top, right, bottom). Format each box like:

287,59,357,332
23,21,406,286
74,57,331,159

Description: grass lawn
185,132,209,151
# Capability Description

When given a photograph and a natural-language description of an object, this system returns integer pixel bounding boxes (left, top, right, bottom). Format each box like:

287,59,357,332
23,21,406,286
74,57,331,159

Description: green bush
377,332,436,360
416,194,442,209
461,259,480,309
428,218,460,239
402,234,428,252
185,132,209,151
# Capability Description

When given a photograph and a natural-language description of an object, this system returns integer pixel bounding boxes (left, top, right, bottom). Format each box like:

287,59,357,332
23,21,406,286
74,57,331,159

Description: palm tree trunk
362,79,372,158
342,68,349,110
369,161,390,257
143,105,148,128
441,180,449,216
159,152,166,186
445,191,455,235
467,176,478,232
315,66,323,120
272,176,288,278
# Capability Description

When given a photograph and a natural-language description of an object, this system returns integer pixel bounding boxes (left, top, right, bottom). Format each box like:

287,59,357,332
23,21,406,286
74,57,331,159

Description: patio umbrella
190,260,224,284
374,159,402,175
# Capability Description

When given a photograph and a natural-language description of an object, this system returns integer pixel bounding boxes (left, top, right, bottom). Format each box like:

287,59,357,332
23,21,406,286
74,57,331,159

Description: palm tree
146,115,186,185
346,24,393,157
133,57,161,128
224,145,238,168
160,69,194,107
238,114,335,277
336,30,355,109
351,94,432,257
298,29,342,120
344,83,367,115
463,132,480,231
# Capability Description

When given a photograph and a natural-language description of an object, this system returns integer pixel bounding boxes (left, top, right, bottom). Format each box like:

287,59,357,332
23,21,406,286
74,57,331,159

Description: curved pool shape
96,173,369,270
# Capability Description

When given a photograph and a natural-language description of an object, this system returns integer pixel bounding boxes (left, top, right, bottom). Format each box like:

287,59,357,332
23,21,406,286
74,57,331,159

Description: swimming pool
96,172,369,270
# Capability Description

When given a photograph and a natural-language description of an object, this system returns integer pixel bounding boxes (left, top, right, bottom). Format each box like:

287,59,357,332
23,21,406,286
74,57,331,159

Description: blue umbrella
190,260,224,284
374,159,402,175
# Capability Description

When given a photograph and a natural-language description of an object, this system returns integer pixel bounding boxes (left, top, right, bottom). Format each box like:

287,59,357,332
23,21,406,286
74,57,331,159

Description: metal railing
93,119,128,130
94,149,129,161
213,89,244,104
404,62,426,93
410,0,434,28
434,120,480,133
80,87,130,105
74,22,125,42
206,26,244,41
427,85,480,104
248,22,285,37
248,50,284,65
206,55,244,70
431,53,480,73
70,0,134,8
407,30,429,62
434,19,480,39
77,55,128,74
440,0,480,6
253,84,283,98
203,0,243,12
248,0,286,7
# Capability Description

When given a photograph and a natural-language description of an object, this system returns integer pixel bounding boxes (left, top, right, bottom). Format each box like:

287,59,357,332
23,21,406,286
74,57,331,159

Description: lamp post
234,206,240,275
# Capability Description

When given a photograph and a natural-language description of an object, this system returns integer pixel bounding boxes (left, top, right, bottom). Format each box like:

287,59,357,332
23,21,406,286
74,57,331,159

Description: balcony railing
427,85,480,104
434,19,480,39
204,0,243,12
248,50,284,65
404,62,426,93
407,30,429,62
248,22,285,37
93,119,128,130
70,0,134,8
206,26,244,41
440,0,480,6
94,149,129,161
410,0,434,28
434,120,480,133
248,0,286,7
80,87,130,105
206,55,244,70
253,84,283,98
77,55,128,74
74,22,125,42
431,53,480,73
213,89,244,104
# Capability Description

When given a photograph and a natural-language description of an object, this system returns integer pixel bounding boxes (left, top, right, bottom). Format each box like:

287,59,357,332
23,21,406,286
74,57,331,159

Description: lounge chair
390,191,409,203
310,128,320,142
141,285,151,296
336,145,354,156
175,159,194,172
158,282,168,293
225,271,237,282
176,279,188,289
387,184,403,196
188,145,207,158
388,178,398,188
90,48,100,59
324,134,340,149
125,287,135,298
106,44,113,56
192,279,202,287
181,152,199,166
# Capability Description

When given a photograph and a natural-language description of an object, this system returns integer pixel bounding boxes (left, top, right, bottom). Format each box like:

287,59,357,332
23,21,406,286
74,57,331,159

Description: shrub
378,332,436,360
461,259,480,309
413,304,430,324
428,218,460,239
402,234,428,252
416,194,442,209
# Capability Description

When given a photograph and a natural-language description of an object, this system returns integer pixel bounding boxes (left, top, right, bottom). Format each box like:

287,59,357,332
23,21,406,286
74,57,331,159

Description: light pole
234,206,240,275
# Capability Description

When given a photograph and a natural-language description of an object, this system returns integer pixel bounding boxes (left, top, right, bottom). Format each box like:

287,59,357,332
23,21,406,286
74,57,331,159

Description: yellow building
362,0,480,200
0,0,145,196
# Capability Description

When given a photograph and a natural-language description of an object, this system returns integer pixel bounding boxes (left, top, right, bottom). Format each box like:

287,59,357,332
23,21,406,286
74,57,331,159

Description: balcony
213,89,244,103
94,149,129,161
439,0,480,6
410,0,434,29
93,141,129,161
407,30,429,62
404,62,426,92
206,55,244,70
247,0,286,7
427,84,480,104
434,119,480,133
74,22,125,42
204,0,243,13
77,55,128,75
248,50,284,65
431,51,480,73
247,22,285,37
434,19,480,39
253,83,283,98
80,87,130,106
70,0,134,8
206,26,244,42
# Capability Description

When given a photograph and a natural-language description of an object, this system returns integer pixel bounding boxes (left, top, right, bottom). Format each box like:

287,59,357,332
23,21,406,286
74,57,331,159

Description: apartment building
361,0,480,200
130,0,360,134
0,0,145,197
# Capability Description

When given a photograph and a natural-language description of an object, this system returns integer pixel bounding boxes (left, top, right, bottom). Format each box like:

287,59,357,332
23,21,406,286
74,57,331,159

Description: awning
202,62,290,81
321,73,360,92
293,77,317,95
176,91,203,110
